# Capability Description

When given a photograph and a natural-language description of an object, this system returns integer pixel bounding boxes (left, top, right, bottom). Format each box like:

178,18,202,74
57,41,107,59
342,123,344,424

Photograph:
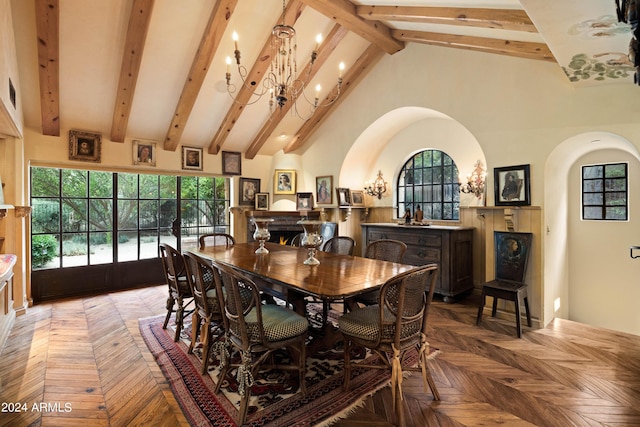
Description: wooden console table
361,223,473,302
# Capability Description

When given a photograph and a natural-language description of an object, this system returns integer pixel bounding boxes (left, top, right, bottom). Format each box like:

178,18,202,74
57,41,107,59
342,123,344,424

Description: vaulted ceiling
10,0,633,158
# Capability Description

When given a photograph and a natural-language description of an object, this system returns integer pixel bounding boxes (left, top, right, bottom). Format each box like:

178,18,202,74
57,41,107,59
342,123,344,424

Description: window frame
581,162,628,221
396,150,460,221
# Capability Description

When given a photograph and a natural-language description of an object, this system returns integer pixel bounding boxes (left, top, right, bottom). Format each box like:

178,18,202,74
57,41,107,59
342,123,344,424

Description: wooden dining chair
350,239,408,307
338,263,440,426
289,232,304,247
159,243,193,342
198,233,235,250
476,231,533,338
183,251,226,375
212,261,309,425
321,236,355,255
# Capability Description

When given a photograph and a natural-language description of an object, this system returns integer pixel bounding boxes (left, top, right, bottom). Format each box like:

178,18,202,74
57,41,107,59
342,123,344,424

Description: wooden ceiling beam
110,0,155,143
357,6,538,33
284,43,384,154
35,0,60,137
208,0,306,155
163,0,238,152
244,24,349,160
299,0,404,55
392,29,555,62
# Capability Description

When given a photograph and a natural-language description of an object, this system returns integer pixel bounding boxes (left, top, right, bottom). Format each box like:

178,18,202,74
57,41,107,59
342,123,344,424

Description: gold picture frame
69,130,101,163
133,140,156,166
274,169,296,195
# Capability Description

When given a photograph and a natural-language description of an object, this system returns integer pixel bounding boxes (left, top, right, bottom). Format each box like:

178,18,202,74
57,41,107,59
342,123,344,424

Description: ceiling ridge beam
208,0,306,155
393,29,555,62
284,43,384,154
35,0,60,137
244,24,349,160
357,6,538,33
299,0,404,55
110,0,155,143
163,0,238,152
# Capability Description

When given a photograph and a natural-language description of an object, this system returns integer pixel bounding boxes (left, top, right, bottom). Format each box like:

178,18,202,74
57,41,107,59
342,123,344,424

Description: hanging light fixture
364,170,387,199
225,0,344,118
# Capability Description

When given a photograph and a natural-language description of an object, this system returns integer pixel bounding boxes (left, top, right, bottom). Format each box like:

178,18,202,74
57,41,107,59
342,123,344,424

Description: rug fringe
314,348,442,427
313,379,391,427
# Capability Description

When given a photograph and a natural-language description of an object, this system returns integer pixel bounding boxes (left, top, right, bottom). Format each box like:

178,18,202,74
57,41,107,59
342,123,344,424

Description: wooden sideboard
361,223,473,302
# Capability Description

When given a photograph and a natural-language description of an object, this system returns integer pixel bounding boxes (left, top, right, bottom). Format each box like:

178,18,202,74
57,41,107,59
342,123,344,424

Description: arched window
397,150,460,220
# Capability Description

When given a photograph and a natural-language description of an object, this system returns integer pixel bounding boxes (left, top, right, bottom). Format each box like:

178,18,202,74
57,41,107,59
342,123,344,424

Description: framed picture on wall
274,170,296,195
494,164,531,206
133,140,156,166
222,151,241,175
69,130,101,163
316,176,333,204
182,146,203,171
239,177,260,206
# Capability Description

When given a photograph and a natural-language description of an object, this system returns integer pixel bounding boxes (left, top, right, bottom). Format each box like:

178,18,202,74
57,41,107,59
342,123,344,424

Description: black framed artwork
239,177,260,206
494,164,531,206
222,151,242,175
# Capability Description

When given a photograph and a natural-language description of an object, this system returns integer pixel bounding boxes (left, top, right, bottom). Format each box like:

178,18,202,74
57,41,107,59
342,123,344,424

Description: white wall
568,148,640,335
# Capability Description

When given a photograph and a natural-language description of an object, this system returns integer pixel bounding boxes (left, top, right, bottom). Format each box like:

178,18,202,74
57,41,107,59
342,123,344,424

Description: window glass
396,150,460,220
582,163,627,221
30,167,230,269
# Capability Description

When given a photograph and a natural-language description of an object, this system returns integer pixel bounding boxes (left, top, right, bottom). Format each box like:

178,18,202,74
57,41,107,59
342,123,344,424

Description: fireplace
246,210,321,245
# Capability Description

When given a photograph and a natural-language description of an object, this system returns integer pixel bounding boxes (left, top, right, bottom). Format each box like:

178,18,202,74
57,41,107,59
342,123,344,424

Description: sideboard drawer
362,223,473,302
368,228,442,247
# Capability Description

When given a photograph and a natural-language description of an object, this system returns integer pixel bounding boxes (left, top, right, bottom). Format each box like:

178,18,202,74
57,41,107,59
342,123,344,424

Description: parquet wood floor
1,285,640,426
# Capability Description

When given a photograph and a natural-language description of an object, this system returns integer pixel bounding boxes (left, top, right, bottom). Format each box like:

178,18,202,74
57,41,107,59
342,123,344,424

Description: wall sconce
460,160,486,199
364,170,387,199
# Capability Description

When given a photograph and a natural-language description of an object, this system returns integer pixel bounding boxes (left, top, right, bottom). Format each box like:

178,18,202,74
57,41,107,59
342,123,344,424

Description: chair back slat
365,239,407,263
494,232,533,283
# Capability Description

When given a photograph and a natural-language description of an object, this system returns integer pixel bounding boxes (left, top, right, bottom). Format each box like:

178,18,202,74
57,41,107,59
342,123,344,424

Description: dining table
193,241,417,350
194,241,415,305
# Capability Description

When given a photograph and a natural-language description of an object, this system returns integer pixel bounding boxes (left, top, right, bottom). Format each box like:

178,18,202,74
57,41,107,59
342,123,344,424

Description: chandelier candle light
225,0,345,117
364,170,388,199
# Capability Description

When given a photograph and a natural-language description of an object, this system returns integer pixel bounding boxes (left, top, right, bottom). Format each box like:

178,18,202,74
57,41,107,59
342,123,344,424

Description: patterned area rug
139,308,436,426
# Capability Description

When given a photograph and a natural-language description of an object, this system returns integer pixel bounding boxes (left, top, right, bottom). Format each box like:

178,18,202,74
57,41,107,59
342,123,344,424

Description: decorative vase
298,220,325,265
251,218,274,254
